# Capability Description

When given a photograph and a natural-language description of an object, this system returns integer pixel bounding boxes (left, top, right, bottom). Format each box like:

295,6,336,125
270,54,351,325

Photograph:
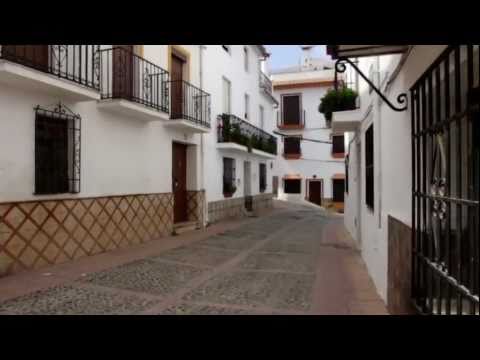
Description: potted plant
223,178,237,198
231,123,242,145
319,87,358,125
220,114,232,142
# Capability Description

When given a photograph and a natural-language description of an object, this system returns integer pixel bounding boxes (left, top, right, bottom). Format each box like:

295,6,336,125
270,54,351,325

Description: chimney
300,45,315,71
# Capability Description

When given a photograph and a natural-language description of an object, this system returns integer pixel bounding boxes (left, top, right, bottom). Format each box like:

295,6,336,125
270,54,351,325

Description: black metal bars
1,45,100,90
218,114,277,155
170,80,211,127
99,47,169,113
411,45,479,315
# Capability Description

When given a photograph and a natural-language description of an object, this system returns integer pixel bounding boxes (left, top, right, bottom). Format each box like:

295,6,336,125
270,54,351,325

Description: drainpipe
199,45,208,227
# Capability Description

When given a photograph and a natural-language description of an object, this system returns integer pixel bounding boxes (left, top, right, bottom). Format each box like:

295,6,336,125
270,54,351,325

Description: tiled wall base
0,193,174,278
387,215,415,315
208,193,273,224
186,190,205,227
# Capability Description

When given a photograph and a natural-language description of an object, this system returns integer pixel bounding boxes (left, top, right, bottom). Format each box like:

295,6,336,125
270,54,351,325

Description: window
332,179,345,203
259,105,265,130
281,94,302,126
222,77,231,114
365,124,374,209
222,45,231,54
284,137,301,156
332,134,345,155
284,179,301,194
259,163,267,193
244,46,249,72
223,157,236,196
244,93,250,120
35,105,80,195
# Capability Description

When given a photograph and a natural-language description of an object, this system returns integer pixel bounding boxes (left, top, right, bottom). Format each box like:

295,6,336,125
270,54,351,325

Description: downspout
199,45,208,227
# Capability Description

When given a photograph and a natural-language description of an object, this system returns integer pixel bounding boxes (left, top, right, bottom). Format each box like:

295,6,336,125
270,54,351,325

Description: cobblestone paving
83,259,207,296
0,204,388,315
0,285,158,315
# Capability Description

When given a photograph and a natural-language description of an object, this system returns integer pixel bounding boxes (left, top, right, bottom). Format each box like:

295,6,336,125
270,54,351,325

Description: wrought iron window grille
34,102,81,195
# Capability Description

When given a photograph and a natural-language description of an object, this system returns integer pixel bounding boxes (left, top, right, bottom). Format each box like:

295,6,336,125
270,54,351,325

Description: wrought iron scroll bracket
335,57,408,112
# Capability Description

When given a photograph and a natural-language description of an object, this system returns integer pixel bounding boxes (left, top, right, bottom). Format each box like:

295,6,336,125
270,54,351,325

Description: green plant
221,114,231,142
319,87,358,123
231,123,242,144
223,178,237,196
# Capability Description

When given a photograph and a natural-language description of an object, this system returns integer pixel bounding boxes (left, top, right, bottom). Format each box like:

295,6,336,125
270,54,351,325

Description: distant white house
270,46,346,210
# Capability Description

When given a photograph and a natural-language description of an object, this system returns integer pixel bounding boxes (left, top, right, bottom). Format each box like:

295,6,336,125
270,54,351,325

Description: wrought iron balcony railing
259,71,273,95
277,109,306,129
0,45,100,90
99,47,169,113
169,80,211,128
218,114,277,156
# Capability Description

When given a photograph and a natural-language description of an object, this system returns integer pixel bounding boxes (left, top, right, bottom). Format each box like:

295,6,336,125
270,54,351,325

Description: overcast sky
265,45,329,70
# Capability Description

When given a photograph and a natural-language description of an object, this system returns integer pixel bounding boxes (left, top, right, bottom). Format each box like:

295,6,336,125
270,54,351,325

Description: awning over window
283,174,302,180
332,173,345,180
327,45,410,59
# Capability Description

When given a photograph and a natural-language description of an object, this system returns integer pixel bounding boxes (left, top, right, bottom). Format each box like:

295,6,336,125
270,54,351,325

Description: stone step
172,221,199,236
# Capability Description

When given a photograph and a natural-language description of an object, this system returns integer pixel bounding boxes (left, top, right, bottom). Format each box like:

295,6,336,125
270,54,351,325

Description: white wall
273,85,345,203
343,45,449,301
0,45,204,203
201,45,277,205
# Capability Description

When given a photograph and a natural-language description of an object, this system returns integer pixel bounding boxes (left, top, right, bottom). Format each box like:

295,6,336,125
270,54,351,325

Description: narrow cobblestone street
0,202,388,315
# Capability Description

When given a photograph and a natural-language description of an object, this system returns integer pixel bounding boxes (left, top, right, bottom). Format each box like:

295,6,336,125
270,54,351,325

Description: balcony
283,137,302,160
98,47,170,121
217,114,277,159
277,109,306,131
0,45,100,101
165,80,211,133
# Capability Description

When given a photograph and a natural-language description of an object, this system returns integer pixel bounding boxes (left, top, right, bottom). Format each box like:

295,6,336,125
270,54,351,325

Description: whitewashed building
0,44,278,278
271,46,346,210
201,45,278,223
329,45,479,315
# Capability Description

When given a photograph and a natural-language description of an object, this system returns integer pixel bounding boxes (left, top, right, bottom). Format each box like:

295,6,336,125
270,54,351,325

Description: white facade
201,45,278,207
338,45,449,301
270,48,345,206
0,45,205,203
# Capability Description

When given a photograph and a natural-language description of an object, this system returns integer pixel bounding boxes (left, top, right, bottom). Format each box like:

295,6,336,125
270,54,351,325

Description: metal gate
411,45,479,315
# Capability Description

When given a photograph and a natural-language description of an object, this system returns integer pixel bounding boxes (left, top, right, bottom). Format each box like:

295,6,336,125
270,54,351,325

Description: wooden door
171,54,184,118
332,179,345,203
2,45,49,71
113,45,134,99
272,176,279,197
309,181,322,206
282,95,300,125
172,143,188,223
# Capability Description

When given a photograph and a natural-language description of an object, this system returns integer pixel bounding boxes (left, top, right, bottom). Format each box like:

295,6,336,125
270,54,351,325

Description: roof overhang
327,45,410,59
256,45,270,58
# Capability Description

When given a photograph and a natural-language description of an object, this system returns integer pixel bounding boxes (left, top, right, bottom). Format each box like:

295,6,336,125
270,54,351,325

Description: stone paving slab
82,259,207,296
183,270,315,311
0,285,158,315
236,252,316,274
159,302,258,315
150,245,239,268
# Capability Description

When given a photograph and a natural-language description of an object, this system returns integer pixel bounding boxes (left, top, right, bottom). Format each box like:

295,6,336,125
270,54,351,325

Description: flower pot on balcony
319,87,358,125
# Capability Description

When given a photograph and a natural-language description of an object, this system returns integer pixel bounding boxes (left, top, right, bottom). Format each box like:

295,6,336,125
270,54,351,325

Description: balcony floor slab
163,119,210,134
0,60,100,102
97,99,169,122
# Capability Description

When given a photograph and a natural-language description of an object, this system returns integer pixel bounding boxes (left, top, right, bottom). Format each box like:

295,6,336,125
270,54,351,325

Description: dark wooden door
332,179,345,203
172,142,188,223
2,45,49,71
171,54,184,118
309,181,322,206
282,95,300,125
272,176,279,196
113,45,134,99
